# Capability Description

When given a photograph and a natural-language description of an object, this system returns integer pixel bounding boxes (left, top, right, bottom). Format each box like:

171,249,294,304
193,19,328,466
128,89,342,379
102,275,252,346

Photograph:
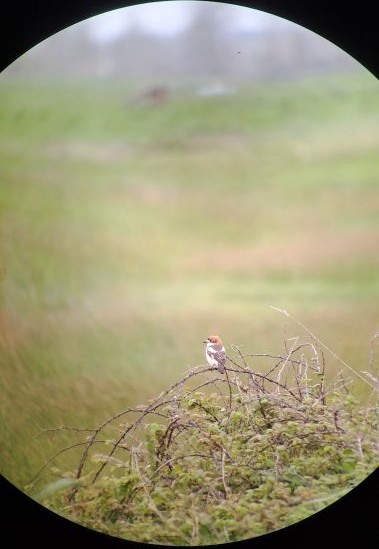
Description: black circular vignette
1,0,378,547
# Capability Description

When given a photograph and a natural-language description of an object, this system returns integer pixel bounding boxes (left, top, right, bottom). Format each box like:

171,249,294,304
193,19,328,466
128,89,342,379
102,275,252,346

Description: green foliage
37,347,378,545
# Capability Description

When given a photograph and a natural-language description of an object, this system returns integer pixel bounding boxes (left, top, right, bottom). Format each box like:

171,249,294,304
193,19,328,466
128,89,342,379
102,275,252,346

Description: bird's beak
202,340,208,344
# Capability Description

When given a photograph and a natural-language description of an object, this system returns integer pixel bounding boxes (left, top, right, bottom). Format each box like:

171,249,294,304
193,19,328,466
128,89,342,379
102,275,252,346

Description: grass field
0,70,378,489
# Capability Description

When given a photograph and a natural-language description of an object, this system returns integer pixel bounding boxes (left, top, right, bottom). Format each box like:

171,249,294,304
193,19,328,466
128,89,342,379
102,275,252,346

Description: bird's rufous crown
206,335,222,344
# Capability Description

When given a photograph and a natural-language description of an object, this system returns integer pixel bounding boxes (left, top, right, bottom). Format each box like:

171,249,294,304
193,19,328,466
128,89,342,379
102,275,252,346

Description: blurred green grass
0,72,378,488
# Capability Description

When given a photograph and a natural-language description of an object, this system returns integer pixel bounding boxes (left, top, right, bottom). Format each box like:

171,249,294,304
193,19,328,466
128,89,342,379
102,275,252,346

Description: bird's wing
208,346,226,365
214,350,226,365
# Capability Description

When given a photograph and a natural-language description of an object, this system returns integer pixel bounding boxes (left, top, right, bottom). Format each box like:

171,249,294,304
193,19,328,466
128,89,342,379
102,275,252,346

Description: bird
203,335,226,374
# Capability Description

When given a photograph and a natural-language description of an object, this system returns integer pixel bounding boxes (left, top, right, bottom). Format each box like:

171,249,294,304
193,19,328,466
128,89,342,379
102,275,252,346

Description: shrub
32,328,378,545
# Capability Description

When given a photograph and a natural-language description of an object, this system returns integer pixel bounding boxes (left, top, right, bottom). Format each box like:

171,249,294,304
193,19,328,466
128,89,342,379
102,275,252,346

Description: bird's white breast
205,343,225,366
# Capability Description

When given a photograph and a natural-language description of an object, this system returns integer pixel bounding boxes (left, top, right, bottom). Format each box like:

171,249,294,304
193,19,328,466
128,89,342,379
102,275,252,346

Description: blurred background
1,1,378,489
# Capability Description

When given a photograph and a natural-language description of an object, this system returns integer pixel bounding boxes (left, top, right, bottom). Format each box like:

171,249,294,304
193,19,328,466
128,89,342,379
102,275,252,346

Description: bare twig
276,336,299,394
221,449,229,499
36,426,97,438
368,331,379,368
132,448,165,521
225,369,233,411
269,306,377,390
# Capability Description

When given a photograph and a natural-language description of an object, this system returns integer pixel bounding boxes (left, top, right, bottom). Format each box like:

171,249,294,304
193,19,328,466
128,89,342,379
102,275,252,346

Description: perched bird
203,335,226,374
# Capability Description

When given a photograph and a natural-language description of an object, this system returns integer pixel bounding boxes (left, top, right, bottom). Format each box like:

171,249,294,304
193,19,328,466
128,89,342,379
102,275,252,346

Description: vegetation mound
32,327,378,545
